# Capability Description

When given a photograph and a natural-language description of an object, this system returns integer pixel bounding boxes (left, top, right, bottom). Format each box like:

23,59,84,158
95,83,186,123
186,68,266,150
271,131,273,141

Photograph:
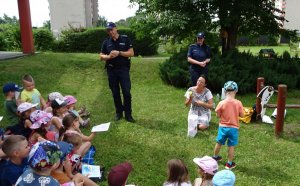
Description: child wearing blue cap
213,169,236,186
3,82,22,125
212,81,244,169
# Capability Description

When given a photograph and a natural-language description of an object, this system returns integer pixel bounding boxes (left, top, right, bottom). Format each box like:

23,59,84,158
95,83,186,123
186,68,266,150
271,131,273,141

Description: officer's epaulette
120,35,128,38
190,44,197,47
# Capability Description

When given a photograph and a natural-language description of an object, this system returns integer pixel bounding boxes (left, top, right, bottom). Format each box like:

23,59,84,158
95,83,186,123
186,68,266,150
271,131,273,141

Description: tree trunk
220,25,238,54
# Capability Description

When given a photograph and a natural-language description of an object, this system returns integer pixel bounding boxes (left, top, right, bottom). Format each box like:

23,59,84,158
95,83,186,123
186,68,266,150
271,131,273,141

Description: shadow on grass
238,164,291,184
135,117,219,138
281,124,300,142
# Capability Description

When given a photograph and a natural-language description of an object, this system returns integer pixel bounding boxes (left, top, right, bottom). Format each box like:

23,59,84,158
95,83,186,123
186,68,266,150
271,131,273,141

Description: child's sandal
78,106,86,115
80,118,90,128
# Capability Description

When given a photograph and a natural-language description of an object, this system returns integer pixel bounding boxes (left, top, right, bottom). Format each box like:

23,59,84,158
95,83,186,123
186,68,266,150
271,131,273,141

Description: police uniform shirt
187,44,211,71
101,35,133,68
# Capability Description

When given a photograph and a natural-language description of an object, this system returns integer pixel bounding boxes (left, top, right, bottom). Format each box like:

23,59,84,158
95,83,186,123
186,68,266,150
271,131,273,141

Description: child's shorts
216,127,239,146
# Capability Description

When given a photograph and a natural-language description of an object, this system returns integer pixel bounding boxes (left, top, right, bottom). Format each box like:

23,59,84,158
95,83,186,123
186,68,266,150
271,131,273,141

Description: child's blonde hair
2,135,26,156
62,131,82,148
22,74,34,82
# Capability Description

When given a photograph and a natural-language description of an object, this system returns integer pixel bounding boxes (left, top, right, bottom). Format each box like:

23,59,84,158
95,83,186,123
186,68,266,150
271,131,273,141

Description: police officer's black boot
125,115,135,123
115,113,123,121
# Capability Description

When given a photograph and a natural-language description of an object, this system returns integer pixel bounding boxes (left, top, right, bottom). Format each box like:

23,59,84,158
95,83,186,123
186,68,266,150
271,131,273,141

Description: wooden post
18,0,35,54
275,84,287,136
256,77,265,121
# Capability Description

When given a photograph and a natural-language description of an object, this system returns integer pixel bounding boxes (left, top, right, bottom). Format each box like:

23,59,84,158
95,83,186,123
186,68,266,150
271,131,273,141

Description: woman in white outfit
184,75,214,137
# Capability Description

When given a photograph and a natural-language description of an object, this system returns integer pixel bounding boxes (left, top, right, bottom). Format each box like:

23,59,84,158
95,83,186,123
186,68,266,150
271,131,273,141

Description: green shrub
159,48,189,87
51,39,67,52
54,27,158,55
133,34,159,56
0,24,21,50
33,29,54,51
0,33,6,50
282,50,291,59
159,49,300,94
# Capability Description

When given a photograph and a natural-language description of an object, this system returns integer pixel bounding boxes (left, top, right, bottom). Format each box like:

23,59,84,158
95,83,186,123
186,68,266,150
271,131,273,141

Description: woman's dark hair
198,74,208,84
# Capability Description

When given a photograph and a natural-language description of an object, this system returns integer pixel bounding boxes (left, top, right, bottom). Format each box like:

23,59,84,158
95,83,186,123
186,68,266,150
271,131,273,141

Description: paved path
0,51,27,61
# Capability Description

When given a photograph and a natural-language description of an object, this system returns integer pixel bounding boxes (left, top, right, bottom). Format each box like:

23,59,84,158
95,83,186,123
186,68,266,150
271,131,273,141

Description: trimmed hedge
52,28,158,56
159,49,300,94
33,29,54,51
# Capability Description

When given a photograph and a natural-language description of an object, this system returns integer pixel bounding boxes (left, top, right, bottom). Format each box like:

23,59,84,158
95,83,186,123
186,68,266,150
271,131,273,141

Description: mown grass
238,45,291,56
0,53,299,186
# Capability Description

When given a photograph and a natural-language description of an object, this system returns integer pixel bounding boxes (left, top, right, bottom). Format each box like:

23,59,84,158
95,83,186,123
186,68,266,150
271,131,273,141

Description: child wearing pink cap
29,110,57,146
193,156,218,186
6,102,37,138
64,95,90,128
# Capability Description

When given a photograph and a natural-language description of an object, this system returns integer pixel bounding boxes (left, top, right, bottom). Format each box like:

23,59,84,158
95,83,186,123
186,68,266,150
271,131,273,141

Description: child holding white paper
91,122,110,132
59,112,95,142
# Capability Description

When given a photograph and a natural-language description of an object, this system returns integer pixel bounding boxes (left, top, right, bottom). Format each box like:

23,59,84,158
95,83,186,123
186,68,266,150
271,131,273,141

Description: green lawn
0,53,300,186
238,45,291,56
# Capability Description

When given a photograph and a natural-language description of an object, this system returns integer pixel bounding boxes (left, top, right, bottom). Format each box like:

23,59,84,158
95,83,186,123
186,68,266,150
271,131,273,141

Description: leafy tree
96,15,108,27
42,20,51,30
0,14,18,25
130,0,297,53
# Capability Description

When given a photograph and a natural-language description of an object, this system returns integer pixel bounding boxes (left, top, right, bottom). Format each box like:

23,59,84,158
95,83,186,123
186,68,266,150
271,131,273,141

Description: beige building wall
284,0,300,33
48,0,98,37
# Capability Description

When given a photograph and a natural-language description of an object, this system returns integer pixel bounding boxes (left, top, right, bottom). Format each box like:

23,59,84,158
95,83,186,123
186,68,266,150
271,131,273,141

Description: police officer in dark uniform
187,32,211,86
100,22,135,122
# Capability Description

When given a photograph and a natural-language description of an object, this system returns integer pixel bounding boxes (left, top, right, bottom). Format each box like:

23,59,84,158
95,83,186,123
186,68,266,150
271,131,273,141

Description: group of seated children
0,135,98,186
1,74,240,186
1,74,100,185
163,156,236,186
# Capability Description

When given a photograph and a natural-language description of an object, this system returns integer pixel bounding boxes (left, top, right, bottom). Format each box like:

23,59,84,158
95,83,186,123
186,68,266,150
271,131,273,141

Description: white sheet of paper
91,122,111,132
0,116,3,122
82,164,101,178
262,115,273,124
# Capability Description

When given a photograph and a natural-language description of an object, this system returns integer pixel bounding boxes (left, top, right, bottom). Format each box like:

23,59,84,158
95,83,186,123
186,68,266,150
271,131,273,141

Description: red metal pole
18,0,35,54
275,84,287,136
256,77,265,121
